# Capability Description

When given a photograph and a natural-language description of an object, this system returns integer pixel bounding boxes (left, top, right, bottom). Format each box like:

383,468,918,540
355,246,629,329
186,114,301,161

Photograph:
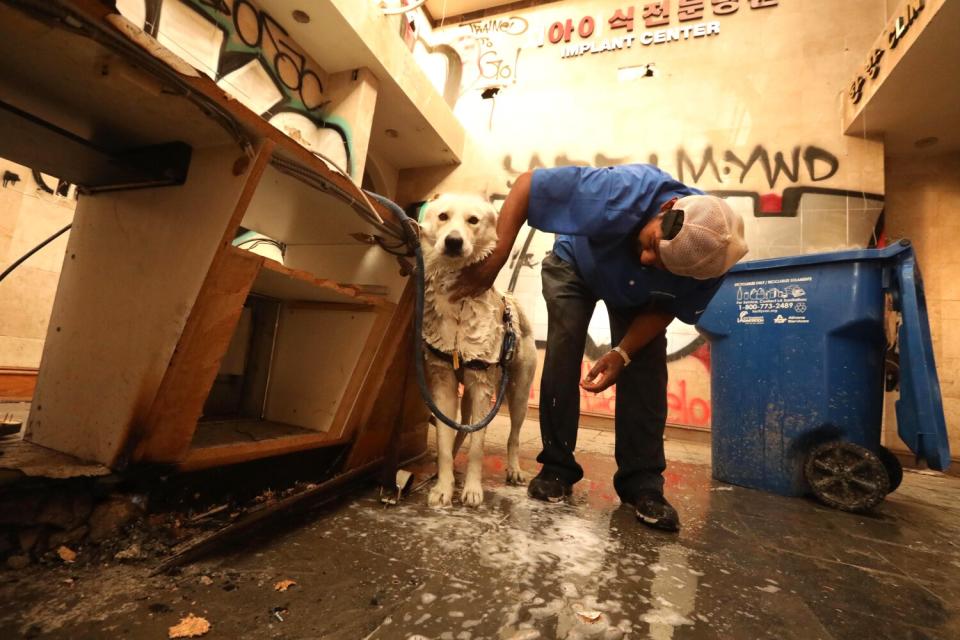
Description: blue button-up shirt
528,164,722,324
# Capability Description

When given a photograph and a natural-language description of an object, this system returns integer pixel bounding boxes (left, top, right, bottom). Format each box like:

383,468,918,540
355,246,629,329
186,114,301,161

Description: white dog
419,194,538,507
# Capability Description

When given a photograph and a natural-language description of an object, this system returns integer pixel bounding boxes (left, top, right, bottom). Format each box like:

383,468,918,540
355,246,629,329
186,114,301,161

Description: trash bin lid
727,243,910,274
891,245,951,471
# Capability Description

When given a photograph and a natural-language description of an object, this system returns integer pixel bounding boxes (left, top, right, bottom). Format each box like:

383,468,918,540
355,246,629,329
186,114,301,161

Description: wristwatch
612,345,631,366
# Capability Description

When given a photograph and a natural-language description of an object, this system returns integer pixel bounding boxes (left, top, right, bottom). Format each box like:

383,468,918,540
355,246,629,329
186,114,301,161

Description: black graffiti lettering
595,152,630,167
723,146,803,188
218,0,324,108
506,145,840,190
232,0,262,47
478,50,514,81
677,147,721,184
299,70,326,111
554,153,592,167
465,16,528,36
803,146,840,182
735,147,798,188
195,0,231,15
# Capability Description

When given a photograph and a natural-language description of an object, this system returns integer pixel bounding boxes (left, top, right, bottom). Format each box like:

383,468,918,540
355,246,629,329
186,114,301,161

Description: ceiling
423,0,519,22
846,0,960,157
262,0,464,169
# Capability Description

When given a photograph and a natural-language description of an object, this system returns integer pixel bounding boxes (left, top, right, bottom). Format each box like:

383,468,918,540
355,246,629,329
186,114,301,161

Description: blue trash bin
697,240,949,511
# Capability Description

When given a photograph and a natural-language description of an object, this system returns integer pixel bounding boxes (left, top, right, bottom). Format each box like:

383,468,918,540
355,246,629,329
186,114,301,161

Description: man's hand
580,350,627,393
450,252,506,301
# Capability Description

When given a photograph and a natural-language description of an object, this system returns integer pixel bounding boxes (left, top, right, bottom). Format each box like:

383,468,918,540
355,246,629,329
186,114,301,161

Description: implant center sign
539,0,779,59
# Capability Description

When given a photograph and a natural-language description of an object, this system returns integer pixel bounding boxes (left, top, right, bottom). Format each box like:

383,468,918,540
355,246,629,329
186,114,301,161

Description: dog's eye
467,216,479,225
438,212,449,221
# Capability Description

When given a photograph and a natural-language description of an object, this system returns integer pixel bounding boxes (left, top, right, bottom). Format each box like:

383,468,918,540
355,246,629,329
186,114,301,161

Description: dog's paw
460,482,484,507
506,467,527,486
428,482,454,507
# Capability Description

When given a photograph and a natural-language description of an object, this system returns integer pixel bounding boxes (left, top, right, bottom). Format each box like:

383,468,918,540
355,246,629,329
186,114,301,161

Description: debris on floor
1,418,959,639
0,444,349,572
167,613,210,638
273,579,296,592
55,546,76,564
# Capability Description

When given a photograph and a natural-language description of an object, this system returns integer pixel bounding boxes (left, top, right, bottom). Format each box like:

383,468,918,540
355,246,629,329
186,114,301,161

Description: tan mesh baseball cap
658,195,748,279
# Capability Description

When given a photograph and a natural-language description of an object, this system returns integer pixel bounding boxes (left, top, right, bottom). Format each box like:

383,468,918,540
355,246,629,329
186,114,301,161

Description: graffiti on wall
426,15,531,102
495,144,885,426
502,145,842,195
675,145,839,189
118,0,353,173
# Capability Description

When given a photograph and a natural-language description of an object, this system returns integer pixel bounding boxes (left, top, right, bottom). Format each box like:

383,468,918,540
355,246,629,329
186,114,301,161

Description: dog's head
420,194,497,265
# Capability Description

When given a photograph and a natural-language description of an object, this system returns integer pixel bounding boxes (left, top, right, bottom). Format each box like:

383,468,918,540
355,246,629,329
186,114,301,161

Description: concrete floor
3,416,960,639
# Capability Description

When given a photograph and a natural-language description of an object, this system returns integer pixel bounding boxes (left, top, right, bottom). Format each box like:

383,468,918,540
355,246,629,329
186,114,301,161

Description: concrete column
325,68,380,183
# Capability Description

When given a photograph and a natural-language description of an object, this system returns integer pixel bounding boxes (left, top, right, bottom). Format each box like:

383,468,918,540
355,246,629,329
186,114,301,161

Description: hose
0,223,72,284
365,191,514,433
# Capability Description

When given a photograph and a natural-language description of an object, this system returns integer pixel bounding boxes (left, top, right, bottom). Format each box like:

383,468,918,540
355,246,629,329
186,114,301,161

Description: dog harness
424,300,517,372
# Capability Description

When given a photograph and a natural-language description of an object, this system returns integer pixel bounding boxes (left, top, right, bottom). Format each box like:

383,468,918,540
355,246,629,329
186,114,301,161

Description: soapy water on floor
341,484,711,640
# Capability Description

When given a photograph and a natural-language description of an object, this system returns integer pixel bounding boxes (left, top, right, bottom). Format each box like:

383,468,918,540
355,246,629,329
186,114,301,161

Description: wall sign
849,0,926,105
538,0,778,59
558,21,721,58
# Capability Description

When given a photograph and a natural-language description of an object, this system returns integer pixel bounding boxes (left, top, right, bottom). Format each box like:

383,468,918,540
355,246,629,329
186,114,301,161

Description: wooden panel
0,368,37,402
44,0,402,232
250,253,389,306
25,144,259,466
0,3,233,153
191,419,322,448
132,249,264,463
128,142,275,464
325,304,395,441
263,306,378,432
344,281,424,469
178,421,350,472
398,419,430,463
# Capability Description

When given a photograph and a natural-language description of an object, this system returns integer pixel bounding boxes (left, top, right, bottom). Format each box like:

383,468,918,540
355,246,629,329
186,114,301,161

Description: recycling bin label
734,276,811,326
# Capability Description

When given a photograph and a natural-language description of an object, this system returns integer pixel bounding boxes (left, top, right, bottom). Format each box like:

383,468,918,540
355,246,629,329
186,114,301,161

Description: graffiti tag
126,0,351,173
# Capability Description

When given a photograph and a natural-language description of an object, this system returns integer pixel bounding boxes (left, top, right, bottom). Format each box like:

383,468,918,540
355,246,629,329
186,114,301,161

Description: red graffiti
528,357,712,427
667,379,711,426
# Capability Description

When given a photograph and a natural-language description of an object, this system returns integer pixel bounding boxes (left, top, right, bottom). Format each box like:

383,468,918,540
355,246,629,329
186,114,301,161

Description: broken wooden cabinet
7,0,431,471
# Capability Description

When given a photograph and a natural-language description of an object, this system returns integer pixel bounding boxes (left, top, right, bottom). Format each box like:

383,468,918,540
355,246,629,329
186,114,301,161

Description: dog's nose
444,234,464,255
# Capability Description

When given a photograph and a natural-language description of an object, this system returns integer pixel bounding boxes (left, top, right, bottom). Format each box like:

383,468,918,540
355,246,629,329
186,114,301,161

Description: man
453,164,748,532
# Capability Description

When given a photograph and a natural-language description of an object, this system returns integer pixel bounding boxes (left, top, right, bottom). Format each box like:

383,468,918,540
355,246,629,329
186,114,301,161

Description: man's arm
450,171,532,301
581,310,674,393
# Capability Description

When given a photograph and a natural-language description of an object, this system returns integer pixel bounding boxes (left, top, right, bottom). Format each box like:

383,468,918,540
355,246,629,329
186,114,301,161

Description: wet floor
3,417,960,639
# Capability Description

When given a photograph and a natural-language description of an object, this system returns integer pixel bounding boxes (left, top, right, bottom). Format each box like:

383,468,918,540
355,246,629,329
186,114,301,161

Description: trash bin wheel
876,446,904,493
804,441,890,511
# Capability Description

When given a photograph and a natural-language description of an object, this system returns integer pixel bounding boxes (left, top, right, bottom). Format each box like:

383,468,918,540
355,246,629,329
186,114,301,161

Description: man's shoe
633,491,680,532
527,474,572,503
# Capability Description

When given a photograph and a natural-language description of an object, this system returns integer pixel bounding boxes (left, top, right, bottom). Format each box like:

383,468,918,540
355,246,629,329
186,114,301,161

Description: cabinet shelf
179,419,350,471
234,247,390,308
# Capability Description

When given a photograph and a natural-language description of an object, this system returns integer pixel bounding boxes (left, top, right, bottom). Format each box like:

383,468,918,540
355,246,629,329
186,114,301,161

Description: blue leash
365,192,516,434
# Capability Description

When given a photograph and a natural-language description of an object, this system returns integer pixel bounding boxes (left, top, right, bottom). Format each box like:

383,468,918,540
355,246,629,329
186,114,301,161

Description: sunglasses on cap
661,208,684,241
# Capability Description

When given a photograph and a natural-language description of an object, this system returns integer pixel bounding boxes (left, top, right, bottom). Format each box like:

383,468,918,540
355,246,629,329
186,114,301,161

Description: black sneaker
527,474,572,503
632,491,680,532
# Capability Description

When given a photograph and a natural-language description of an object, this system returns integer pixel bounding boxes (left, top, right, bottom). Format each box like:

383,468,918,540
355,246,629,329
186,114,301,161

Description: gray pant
538,253,668,501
